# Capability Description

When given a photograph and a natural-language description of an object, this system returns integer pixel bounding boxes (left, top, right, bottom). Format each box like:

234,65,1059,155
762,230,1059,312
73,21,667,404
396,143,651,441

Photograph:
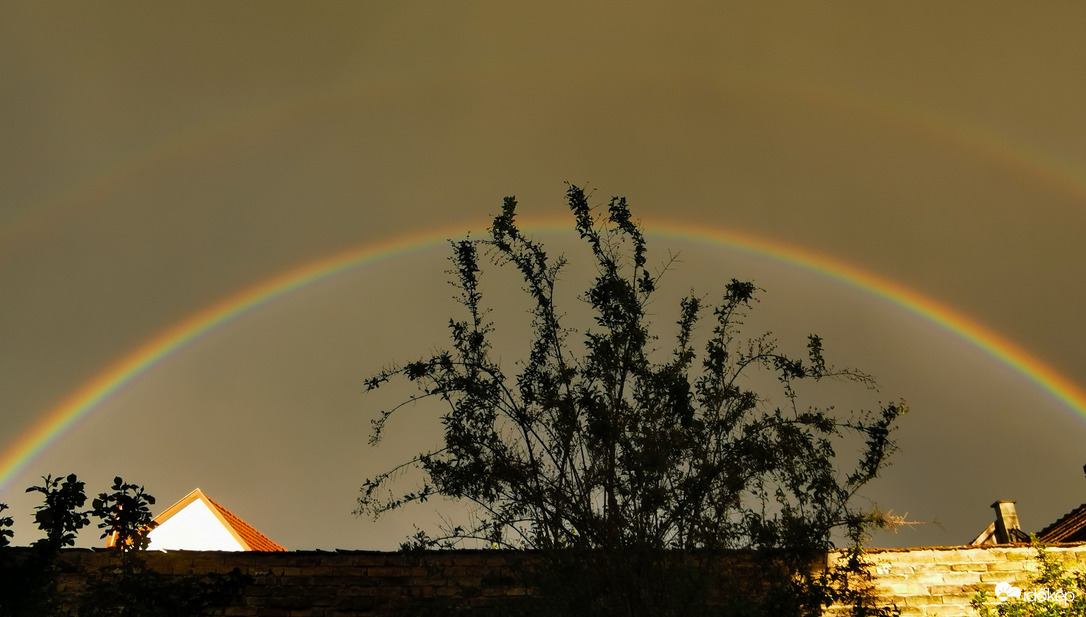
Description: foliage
0,474,96,615
26,473,90,550
91,476,157,551
359,185,907,616
973,540,1086,617
0,503,14,548
0,474,250,617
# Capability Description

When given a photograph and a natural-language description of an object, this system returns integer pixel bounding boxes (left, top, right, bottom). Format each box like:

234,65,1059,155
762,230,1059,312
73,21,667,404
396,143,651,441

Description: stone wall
26,543,1086,616
850,544,1086,617
45,548,535,616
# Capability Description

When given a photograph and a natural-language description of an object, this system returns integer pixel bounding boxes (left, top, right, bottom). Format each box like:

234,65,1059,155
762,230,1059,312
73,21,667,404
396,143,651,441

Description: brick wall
48,549,539,616
26,543,1086,616
846,544,1086,617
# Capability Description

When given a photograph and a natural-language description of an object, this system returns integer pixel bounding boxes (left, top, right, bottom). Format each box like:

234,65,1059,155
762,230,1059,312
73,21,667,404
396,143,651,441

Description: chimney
992,500,1022,544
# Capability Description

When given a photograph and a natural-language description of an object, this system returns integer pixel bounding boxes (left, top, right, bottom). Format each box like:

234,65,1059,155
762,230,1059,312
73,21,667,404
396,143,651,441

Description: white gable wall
146,498,246,551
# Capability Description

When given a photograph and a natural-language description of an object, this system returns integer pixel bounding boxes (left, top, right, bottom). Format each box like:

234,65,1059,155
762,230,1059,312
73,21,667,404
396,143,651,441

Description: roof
202,492,286,551
109,488,286,551
1038,502,1086,543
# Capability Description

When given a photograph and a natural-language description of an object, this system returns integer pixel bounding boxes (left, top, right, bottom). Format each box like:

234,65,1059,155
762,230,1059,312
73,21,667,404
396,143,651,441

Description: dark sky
3,3,1086,550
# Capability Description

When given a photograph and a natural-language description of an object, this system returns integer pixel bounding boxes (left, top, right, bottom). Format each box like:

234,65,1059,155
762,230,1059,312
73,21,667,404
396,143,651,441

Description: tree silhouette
360,185,907,616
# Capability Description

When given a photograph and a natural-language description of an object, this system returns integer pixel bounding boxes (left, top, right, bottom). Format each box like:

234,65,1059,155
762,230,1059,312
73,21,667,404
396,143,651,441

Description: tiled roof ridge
205,494,286,551
1038,502,1086,542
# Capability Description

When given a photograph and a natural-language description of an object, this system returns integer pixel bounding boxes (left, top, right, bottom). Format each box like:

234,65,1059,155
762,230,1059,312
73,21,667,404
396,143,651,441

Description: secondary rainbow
11,71,1086,254
2,218,1085,494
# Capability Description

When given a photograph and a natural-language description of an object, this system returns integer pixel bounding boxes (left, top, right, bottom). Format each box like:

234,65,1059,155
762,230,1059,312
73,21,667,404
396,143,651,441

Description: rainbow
9,70,1086,255
0,222,479,495
3,218,1086,495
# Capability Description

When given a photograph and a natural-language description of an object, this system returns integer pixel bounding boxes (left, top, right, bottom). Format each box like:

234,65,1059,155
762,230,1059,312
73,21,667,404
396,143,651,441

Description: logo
994,582,1021,602
993,581,1076,604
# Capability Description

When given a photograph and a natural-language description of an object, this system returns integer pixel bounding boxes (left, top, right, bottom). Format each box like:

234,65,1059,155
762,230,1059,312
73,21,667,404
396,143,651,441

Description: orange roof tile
204,493,286,552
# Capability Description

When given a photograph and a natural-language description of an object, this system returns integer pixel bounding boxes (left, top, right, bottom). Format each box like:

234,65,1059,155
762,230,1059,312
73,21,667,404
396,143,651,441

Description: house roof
1037,502,1086,543
109,488,286,551
201,492,286,551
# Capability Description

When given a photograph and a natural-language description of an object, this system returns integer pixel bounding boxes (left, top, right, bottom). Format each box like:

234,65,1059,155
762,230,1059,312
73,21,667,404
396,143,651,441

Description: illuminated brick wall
841,544,1086,617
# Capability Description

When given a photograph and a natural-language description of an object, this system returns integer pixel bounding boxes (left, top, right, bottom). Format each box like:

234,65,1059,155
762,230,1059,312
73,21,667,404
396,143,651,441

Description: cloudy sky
3,3,1086,550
